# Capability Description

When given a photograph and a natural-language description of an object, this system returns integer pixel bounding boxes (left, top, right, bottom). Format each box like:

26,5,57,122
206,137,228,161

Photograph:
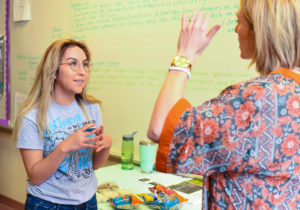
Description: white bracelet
169,66,191,79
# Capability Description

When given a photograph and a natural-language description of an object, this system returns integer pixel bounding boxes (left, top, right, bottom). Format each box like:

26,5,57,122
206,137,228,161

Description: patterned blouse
156,68,300,209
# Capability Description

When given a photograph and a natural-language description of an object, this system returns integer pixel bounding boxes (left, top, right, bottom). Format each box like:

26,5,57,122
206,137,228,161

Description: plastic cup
139,140,157,173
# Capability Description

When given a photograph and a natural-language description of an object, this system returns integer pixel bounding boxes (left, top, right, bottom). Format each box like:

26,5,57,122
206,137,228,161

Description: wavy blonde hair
13,39,101,139
240,0,300,75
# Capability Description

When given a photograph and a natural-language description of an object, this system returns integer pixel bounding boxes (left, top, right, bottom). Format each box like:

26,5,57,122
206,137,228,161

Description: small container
121,134,135,170
85,127,95,145
139,140,157,173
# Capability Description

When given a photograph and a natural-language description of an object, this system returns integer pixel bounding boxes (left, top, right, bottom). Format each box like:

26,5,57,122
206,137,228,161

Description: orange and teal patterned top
156,68,300,209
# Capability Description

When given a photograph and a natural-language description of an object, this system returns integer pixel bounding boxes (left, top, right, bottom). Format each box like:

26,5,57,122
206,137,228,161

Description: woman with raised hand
148,0,300,209
14,39,112,209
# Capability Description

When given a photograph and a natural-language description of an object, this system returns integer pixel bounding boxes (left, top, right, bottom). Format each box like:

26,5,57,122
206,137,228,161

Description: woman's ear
54,69,59,79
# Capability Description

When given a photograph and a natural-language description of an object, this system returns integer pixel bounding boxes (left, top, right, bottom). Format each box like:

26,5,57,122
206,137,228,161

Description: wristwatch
171,56,192,69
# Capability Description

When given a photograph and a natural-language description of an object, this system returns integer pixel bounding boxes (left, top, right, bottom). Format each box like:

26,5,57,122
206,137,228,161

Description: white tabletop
95,164,202,210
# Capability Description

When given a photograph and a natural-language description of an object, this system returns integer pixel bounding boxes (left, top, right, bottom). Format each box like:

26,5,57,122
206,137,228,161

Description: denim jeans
25,193,97,210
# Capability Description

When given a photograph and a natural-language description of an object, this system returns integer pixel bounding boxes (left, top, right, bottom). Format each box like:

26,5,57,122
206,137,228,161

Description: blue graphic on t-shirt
47,114,82,134
77,148,93,169
43,115,93,181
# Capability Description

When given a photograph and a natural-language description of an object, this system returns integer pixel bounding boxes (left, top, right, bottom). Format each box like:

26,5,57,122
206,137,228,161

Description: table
95,164,202,209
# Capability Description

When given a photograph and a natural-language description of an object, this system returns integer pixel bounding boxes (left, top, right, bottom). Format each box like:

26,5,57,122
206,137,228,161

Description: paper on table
13,0,31,22
169,179,203,194
138,172,191,186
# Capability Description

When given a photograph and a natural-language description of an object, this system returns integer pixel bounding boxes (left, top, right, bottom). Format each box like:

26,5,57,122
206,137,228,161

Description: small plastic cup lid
123,135,134,140
139,140,155,145
123,131,137,140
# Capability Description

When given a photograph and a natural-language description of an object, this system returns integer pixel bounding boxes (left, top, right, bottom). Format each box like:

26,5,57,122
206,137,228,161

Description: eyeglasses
60,59,91,73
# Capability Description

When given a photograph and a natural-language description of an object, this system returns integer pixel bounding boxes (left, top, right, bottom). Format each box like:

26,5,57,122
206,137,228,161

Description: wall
0,131,27,203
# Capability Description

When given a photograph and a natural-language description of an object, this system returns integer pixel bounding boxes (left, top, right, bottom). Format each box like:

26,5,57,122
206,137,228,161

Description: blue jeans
25,193,97,210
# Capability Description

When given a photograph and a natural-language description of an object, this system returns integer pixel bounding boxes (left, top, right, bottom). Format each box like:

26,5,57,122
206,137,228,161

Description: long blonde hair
240,0,300,75
13,39,101,139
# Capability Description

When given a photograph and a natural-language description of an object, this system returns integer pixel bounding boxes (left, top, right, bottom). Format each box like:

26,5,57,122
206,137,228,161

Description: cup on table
139,140,157,173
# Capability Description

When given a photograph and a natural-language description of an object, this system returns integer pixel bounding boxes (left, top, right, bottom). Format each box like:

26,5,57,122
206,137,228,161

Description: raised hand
177,10,221,65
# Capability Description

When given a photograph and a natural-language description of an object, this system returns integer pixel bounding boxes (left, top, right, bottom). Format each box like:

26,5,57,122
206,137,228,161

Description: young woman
14,39,112,209
148,0,300,209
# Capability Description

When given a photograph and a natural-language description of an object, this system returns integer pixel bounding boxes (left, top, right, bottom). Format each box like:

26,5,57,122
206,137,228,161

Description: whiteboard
10,0,258,159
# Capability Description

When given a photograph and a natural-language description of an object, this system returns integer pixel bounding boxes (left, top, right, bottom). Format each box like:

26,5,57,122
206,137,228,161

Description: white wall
0,130,26,203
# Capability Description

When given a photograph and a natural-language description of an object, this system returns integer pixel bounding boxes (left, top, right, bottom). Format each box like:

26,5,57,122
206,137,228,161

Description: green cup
139,140,157,173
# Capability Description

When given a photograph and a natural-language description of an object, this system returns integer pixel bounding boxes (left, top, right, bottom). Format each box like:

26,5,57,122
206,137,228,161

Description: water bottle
121,132,136,170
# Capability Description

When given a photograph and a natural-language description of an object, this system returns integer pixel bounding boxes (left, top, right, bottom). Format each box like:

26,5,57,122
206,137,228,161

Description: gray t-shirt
17,99,102,205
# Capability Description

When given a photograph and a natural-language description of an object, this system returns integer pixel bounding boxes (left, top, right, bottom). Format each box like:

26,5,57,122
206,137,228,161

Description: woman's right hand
59,123,98,153
20,123,98,185
177,10,221,65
